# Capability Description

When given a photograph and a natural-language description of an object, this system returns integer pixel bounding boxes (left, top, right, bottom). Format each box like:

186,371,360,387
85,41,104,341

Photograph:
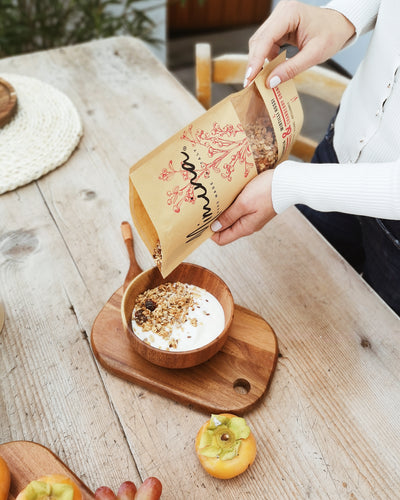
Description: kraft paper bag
129,52,304,277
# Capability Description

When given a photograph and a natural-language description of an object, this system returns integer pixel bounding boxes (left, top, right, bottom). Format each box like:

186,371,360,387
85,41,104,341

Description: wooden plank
0,182,141,490
195,43,212,109
213,55,248,84
290,134,318,162
0,302,4,332
0,38,173,493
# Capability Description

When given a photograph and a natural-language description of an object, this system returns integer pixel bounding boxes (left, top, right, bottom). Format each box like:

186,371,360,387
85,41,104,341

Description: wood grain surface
92,286,278,414
1,37,400,500
0,302,4,333
0,441,94,500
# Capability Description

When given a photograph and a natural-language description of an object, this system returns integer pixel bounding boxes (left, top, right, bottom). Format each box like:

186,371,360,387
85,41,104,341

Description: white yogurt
131,284,225,352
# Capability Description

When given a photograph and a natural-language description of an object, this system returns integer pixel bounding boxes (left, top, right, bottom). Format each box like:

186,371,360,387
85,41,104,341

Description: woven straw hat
0,73,83,195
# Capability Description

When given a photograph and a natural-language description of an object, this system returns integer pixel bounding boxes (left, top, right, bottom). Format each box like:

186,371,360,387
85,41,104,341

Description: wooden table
1,36,400,499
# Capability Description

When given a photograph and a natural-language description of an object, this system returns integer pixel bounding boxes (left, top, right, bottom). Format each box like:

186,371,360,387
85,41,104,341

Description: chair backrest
195,42,350,162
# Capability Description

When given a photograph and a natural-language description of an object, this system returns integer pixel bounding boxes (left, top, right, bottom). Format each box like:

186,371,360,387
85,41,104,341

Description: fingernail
211,220,222,232
269,75,281,88
243,66,252,87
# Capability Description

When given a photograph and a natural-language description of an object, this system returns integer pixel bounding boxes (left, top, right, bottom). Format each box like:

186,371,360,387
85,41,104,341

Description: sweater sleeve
271,159,400,220
323,0,381,36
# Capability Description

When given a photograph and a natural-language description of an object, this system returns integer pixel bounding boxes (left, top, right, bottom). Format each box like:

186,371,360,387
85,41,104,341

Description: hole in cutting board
233,378,251,394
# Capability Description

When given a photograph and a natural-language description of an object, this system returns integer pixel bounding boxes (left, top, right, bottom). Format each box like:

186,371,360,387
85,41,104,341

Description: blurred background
0,0,371,71
0,0,372,143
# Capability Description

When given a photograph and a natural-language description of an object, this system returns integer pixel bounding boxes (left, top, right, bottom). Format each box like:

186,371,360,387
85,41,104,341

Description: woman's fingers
244,2,298,86
266,38,326,87
211,171,276,246
244,1,355,88
211,216,256,246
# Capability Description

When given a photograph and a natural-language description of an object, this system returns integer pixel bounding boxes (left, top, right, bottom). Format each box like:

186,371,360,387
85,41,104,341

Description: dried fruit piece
134,309,148,325
131,282,196,340
145,299,157,311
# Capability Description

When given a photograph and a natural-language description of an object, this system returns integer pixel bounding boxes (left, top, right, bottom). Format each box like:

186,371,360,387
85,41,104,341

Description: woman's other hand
211,170,276,245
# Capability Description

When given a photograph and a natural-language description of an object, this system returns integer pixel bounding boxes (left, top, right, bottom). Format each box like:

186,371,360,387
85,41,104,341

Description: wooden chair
195,42,350,162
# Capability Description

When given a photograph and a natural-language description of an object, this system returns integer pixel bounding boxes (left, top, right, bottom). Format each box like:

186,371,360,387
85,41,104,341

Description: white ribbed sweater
272,0,400,220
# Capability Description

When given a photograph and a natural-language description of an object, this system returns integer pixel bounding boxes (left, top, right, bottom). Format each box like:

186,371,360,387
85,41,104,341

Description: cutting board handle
121,221,143,291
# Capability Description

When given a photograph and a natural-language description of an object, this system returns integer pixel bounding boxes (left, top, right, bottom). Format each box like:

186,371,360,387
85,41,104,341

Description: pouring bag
129,52,303,277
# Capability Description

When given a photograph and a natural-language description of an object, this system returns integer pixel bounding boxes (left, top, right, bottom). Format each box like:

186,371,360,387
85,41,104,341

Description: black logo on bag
181,151,219,243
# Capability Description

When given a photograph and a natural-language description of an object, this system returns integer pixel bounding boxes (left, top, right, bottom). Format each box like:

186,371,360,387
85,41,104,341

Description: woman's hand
211,170,276,245
243,0,355,88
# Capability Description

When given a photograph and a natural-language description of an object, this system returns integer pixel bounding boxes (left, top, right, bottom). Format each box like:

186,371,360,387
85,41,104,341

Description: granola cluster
244,116,278,173
132,281,201,349
152,240,162,270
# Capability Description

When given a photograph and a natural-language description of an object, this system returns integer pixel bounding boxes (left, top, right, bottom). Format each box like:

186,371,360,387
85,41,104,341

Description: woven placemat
0,73,83,195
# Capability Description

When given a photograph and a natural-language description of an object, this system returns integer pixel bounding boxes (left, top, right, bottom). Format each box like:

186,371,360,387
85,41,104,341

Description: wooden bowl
121,263,234,369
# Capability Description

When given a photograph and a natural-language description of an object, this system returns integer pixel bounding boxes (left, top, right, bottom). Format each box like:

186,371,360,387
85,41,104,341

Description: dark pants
296,119,400,317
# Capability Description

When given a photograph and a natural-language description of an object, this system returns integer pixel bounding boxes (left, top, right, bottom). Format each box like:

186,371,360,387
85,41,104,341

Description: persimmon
195,413,257,479
16,474,82,500
0,455,11,500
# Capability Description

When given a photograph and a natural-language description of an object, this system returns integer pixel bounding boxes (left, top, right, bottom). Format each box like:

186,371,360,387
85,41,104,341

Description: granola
244,115,278,173
132,282,197,348
152,240,162,270
131,281,225,351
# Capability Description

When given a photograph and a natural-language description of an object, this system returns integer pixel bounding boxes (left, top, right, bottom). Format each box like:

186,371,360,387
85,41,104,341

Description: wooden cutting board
91,286,278,415
0,78,17,128
0,441,94,500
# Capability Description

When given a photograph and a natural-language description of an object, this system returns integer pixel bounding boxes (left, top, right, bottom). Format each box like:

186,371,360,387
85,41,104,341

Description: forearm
324,0,381,37
272,159,400,220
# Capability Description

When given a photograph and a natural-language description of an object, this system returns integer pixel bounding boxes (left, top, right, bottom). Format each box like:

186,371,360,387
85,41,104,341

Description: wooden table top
1,36,400,499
